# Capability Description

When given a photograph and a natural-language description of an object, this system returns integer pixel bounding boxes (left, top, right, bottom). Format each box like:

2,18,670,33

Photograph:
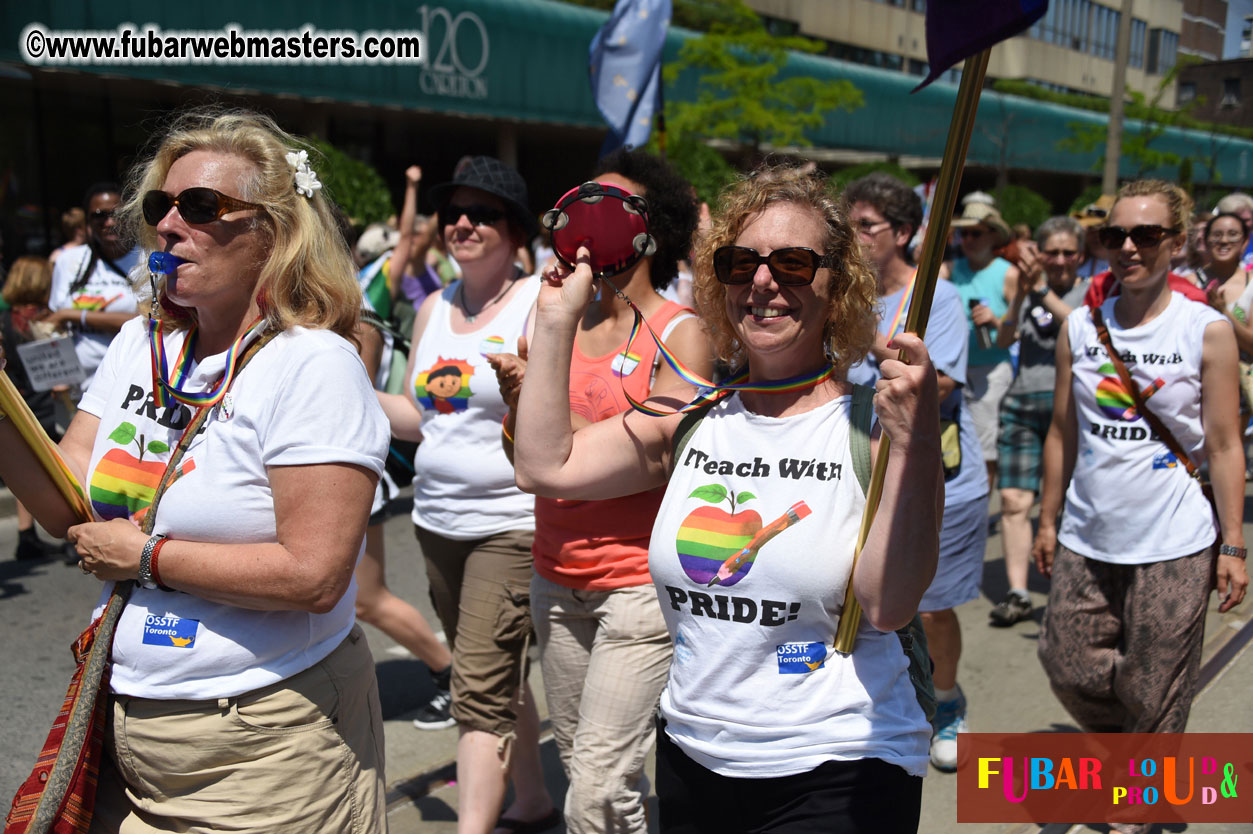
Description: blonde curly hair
118,107,360,339
1115,179,1194,235
692,164,878,372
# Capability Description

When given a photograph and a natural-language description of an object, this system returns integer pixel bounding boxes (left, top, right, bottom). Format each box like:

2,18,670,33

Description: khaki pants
532,575,672,834
1038,545,1212,733
90,625,387,833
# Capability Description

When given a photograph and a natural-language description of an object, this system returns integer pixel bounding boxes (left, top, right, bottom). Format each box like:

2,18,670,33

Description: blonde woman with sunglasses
1034,183,1246,834
1,109,391,832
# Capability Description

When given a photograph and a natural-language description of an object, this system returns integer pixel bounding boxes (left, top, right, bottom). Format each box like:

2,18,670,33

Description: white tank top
408,277,540,539
1058,293,1224,564
648,393,929,779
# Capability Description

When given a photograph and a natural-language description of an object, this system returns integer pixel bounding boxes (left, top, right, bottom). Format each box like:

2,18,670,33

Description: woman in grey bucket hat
429,155,539,240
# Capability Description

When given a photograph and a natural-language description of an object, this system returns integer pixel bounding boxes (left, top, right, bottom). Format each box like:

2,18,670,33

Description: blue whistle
148,251,184,275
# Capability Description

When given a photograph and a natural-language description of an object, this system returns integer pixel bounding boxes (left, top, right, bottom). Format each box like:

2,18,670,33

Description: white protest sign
15,336,85,391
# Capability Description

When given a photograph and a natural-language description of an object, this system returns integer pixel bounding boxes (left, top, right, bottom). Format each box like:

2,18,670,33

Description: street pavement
1,486,1250,834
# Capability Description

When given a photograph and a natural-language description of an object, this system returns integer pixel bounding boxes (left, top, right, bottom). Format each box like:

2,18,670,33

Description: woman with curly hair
510,164,942,833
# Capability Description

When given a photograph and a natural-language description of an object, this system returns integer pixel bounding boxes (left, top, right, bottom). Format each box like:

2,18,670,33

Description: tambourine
542,181,657,280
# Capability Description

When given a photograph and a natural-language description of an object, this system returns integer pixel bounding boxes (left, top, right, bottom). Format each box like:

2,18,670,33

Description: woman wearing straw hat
944,201,1018,493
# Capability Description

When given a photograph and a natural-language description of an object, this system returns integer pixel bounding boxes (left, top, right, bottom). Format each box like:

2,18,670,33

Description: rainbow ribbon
601,277,835,417
147,315,267,409
885,270,918,340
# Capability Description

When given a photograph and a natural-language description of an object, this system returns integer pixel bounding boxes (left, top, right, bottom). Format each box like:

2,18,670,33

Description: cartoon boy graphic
415,357,474,414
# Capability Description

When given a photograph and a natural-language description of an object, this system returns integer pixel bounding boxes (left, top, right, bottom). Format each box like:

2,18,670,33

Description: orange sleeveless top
532,300,692,590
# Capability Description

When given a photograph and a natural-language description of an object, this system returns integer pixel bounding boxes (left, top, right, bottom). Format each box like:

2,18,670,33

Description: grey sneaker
989,592,1032,627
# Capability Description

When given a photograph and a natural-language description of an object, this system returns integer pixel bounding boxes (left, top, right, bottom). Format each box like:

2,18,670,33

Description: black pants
655,722,922,833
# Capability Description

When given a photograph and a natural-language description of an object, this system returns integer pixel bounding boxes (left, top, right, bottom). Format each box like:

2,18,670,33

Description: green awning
3,0,1250,184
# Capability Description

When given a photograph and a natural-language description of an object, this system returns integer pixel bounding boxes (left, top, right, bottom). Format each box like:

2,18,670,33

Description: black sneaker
989,592,1033,627
412,688,454,730
14,531,49,561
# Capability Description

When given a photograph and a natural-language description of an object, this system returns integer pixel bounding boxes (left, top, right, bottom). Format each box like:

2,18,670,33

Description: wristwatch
1219,544,1248,561
139,534,166,589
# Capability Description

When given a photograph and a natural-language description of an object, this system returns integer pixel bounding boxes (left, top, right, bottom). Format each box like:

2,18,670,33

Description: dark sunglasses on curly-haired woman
1096,224,1179,250
142,188,266,226
713,246,835,286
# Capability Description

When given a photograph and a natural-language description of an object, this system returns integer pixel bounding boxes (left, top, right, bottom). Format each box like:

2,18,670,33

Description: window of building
1129,18,1147,69
1223,78,1241,108
911,0,926,11
1178,82,1196,104
1147,28,1178,75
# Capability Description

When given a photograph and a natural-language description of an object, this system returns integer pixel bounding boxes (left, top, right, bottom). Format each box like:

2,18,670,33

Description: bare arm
71,461,377,613
513,252,684,499
1199,320,1248,612
388,166,423,300
853,333,944,631
376,290,440,442
46,308,139,334
1033,326,1077,577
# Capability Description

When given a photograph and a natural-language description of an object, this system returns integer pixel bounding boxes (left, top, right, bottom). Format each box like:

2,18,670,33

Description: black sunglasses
143,188,265,226
713,246,835,286
88,209,114,222
442,203,506,227
1097,224,1179,250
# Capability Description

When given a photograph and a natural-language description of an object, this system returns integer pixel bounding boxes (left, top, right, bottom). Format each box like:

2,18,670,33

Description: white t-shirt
648,393,930,779
48,243,142,387
79,318,389,699
1058,293,1224,564
408,278,540,539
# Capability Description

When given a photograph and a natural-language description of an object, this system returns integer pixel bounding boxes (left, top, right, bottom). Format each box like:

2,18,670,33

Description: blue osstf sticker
142,613,199,648
777,641,826,674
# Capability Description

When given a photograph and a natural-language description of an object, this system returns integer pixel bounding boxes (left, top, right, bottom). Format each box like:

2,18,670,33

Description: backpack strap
848,383,874,496
670,396,721,467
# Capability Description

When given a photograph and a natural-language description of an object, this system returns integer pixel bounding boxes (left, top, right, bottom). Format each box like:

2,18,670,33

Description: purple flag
915,0,1048,90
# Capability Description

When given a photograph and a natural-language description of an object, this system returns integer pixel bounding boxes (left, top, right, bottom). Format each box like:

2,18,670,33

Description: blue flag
589,0,672,156
916,0,1048,90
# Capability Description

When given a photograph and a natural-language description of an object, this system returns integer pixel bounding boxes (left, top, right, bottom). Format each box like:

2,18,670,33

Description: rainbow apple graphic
675,486,761,587
89,422,194,521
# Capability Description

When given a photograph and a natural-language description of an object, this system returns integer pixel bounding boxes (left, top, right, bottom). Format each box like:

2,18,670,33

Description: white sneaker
929,691,968,772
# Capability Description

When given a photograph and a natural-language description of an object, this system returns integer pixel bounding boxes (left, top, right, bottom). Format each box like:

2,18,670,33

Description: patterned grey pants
1037,544,1213,733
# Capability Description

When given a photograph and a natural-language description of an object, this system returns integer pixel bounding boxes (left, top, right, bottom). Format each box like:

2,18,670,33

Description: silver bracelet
1219,544,1248,561
139,534,166,589
80,309,88,327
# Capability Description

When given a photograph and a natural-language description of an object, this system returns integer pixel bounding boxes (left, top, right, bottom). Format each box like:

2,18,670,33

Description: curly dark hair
842,172,923,239
593,148,698,290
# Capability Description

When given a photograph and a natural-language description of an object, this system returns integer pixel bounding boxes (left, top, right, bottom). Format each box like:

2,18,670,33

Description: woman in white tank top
375,157,555,834
1034,181,1247,795
511,166,944,833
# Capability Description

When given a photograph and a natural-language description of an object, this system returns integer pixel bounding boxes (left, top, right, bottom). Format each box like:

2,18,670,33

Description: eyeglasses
442,204,506,227
142,188,265,226
959,228,986,239
88,209,114,222
855,218,892,235
1207,231,1246,243
1096,224,1180,250
712,246,835,286
1042,248,1079,259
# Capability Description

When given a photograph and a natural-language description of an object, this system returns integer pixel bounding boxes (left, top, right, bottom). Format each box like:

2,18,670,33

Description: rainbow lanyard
147,315,267,409
600,277,835,417
885,270,918,340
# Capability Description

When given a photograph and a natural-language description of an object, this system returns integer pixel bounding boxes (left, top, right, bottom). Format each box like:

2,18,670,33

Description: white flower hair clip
285,150,322,200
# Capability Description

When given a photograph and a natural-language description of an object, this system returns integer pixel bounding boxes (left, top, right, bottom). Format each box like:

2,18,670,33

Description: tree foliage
646,133,737,205
305,138,393,227
993,184,1053,231
661,1,862,160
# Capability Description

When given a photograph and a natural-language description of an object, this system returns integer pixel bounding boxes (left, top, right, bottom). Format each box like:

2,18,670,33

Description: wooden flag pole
0,370,93,523
834,48,992,655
